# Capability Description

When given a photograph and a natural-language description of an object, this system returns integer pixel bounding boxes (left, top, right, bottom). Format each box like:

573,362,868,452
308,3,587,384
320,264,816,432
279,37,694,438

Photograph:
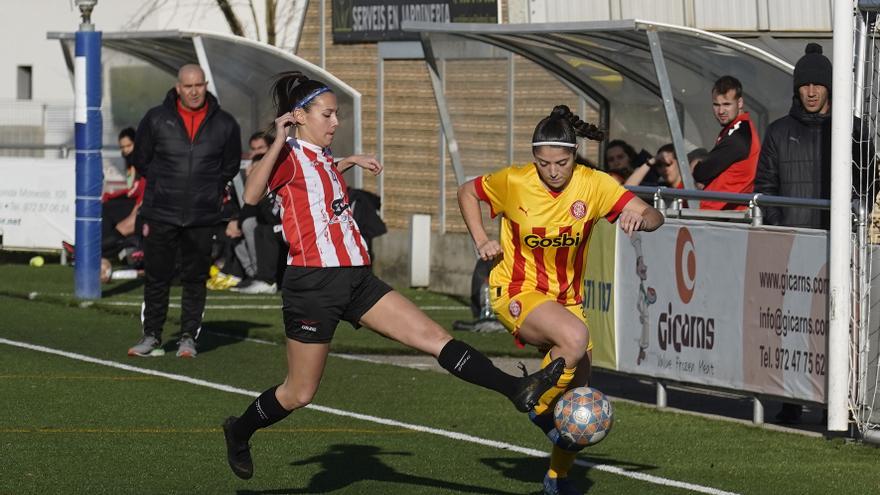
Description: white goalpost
849,0,880,442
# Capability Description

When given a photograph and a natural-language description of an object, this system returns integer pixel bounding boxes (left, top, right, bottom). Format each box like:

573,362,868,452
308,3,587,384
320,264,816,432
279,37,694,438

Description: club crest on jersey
331,198,351,216
508,299,522,318
570,200,587,219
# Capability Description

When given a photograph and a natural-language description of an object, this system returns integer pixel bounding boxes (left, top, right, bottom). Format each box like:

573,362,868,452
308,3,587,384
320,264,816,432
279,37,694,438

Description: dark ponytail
270,71,333,118
531,105,604,148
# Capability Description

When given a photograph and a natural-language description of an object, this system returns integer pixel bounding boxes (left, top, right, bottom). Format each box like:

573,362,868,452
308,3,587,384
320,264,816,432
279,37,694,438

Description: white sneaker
236,280,277,294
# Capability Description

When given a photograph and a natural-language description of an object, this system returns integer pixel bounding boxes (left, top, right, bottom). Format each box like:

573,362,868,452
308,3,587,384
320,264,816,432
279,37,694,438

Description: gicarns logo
675,228,696,304
658,228,714,352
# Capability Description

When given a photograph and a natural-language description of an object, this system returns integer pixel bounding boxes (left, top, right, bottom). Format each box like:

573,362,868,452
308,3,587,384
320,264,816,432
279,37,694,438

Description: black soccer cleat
222,416,254,479
509,357,566,413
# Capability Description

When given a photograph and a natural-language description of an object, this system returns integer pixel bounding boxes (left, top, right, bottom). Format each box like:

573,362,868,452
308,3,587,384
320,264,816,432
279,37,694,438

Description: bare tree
215,0,286,47
214,0,245,37
123,0,304,50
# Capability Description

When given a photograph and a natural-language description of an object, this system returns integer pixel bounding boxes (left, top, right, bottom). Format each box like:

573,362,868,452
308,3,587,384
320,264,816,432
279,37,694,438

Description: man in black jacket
127,64,242,358
754,43,874,424
755,43,873,229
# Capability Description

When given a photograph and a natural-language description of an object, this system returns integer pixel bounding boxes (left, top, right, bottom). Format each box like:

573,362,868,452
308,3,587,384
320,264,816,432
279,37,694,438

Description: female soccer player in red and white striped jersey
220,72,566,480
458,105,664,495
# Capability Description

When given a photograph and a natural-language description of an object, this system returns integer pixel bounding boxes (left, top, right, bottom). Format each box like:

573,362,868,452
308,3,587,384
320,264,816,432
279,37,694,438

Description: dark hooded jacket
754,97,873,229
133,89,242,227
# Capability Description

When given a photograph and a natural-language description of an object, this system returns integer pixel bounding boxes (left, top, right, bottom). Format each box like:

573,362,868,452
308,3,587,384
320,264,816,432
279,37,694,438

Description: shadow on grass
101,278,144,298
481,453,660,493
236,443,520,495
185,319,277,355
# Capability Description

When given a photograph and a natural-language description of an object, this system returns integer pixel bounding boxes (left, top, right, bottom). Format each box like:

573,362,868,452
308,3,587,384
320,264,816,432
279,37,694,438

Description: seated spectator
605,139,656,185
626,143,683,189
605,139,638,182
209,151,284,294
248,131,271,159
207,182,245,290
692,75,760,210
101,127,146,259
65,127,146,280
232,170,284,294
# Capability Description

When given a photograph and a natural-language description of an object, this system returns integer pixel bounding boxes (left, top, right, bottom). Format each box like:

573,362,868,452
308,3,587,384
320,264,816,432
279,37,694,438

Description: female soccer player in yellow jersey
458,105,664,495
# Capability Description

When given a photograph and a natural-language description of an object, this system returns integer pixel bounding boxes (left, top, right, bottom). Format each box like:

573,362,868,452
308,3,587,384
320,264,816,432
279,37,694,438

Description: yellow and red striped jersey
474,164,633,305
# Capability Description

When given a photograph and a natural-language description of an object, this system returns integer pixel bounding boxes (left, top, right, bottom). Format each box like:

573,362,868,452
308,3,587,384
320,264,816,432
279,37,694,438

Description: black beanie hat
793,43,832,93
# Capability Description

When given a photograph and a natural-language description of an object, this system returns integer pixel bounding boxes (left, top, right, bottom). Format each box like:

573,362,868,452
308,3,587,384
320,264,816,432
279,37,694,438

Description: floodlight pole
73,0,103,299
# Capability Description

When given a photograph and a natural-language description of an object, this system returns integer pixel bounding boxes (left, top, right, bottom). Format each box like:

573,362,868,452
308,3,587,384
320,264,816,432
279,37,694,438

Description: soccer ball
553,386,614,447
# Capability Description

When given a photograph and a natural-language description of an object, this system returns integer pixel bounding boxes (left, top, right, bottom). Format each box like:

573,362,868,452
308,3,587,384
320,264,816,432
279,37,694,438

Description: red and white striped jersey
268,138,371,267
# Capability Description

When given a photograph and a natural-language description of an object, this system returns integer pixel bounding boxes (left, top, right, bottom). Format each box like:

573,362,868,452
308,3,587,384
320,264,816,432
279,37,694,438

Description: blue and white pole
73,1,102,299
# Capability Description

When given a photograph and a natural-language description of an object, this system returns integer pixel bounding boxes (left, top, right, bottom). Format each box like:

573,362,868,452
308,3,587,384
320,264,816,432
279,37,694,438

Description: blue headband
293,87,331,110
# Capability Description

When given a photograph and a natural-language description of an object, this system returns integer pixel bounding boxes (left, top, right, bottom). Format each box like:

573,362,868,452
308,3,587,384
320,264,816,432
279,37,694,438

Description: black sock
231,385,292,442
437,339,517,398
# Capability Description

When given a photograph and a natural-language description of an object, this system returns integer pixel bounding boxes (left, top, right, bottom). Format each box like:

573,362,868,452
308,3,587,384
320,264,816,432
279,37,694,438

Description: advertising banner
0,158,75,250
740,228,828,402
332,0,498,43
584,219,617,370
614,220,828,403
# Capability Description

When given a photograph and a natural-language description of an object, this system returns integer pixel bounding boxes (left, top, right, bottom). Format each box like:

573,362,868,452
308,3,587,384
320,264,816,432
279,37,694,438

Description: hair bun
551,105,572,118
805,43,823,55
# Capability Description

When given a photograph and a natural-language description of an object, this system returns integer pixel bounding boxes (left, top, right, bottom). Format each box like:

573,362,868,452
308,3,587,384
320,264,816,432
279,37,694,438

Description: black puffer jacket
133,89,242,227
754,98,872,229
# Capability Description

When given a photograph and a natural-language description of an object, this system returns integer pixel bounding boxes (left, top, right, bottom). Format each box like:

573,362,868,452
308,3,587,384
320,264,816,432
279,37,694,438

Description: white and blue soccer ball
553,386,614,447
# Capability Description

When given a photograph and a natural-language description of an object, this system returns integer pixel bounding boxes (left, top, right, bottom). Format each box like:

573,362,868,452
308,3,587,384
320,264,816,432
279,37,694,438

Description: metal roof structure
405,19,795,192
47,29,362,165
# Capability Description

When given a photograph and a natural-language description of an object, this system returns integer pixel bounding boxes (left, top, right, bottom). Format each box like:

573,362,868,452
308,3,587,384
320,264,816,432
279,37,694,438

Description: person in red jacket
692,76,760,210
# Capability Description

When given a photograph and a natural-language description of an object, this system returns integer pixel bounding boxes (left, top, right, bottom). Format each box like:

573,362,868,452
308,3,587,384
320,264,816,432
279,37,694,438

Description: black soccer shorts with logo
281,265,392,343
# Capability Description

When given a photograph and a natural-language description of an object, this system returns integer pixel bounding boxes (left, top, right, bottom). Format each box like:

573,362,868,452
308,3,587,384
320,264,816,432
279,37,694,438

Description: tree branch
247,0,261,42
214,0,245,37
266,0,277,46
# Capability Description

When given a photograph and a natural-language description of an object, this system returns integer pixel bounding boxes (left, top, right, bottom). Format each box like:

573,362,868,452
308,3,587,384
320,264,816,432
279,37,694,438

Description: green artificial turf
1,262,879,494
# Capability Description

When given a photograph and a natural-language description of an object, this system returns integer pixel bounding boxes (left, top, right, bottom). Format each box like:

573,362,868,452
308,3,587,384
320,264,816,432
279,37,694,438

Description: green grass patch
1,263,878,494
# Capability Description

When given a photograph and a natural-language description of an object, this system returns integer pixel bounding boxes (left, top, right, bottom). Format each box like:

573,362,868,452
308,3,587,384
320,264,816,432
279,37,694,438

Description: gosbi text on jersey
268,138,370,267
475,165,634,305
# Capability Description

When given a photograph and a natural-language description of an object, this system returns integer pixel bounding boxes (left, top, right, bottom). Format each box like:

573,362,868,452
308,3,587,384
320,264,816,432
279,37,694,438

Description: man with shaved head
128,63,242,359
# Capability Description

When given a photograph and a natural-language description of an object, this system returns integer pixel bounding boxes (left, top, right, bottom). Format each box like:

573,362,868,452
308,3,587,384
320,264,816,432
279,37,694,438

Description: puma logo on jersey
518,206,528,216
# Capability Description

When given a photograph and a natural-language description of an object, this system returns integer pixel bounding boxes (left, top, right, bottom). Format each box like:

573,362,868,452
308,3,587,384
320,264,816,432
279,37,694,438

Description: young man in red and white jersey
692,75,761,210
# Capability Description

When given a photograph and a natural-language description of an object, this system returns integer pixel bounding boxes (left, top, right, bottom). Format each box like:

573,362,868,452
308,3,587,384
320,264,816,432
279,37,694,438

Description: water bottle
480,281,494,320
110,269,139,280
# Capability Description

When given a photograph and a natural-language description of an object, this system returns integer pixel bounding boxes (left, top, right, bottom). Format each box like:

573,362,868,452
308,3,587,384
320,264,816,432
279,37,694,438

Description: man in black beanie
755,43,874,424
755,42,871,228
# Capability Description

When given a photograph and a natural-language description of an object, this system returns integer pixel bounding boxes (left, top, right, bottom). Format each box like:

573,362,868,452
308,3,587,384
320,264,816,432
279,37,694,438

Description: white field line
331,353,435,369
0,337,738,495
99,302,282,310
37,293,468,311
98,301,466,311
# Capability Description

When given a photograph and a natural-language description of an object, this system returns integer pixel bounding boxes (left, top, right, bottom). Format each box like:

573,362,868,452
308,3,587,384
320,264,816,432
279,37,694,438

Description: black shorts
281,265,392,343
